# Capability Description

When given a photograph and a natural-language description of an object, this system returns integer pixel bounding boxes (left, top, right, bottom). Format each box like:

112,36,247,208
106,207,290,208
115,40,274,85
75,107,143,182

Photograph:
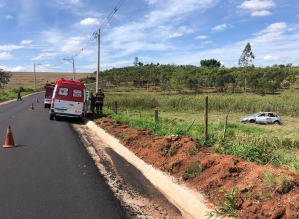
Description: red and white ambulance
49,78,87,121
44,82,55,108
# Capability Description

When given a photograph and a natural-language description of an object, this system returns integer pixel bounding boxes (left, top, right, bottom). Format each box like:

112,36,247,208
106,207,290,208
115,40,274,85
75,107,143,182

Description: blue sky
0,0,298,73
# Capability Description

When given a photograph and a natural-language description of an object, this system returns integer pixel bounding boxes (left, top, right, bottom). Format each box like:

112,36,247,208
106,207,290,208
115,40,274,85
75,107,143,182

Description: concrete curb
86,120,214,219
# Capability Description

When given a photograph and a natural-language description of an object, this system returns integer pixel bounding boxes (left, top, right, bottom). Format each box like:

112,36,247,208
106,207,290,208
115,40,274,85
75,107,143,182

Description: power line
70,0,126,59
99,0,126,32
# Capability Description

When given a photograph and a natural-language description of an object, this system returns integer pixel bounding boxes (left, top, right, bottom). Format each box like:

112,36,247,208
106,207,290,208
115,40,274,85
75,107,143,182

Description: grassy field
2,72,299,171
103,91,299,140
4,72,92,90
101,90,299,171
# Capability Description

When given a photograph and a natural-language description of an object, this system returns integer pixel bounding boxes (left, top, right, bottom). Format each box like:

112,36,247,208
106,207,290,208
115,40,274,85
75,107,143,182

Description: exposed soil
89,113,299,219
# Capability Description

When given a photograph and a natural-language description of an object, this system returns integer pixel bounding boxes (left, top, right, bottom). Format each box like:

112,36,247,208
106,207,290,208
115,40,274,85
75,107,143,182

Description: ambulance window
73,89,82,98
58,87,68,96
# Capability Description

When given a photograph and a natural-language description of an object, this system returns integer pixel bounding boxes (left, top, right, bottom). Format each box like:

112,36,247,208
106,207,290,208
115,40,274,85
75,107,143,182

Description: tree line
93,43,299,94
94,63,298,94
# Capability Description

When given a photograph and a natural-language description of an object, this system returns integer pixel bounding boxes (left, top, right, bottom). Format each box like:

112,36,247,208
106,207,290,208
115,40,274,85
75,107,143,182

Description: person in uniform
95,88,105,114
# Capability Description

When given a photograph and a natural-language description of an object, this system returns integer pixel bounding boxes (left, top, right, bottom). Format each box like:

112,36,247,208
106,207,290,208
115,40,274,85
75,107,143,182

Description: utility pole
96,28,100,91
34,63,42,89
64,58,75,80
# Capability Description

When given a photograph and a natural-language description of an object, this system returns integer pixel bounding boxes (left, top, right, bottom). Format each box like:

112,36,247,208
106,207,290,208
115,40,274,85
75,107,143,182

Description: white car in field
240,112,281,125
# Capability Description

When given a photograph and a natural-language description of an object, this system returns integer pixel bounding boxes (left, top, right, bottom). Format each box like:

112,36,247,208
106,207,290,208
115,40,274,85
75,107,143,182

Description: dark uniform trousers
95,91,104,114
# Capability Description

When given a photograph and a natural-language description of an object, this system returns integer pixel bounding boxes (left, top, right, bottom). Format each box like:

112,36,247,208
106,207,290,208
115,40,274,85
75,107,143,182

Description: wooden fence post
204,96,208,140
114,101,117,114
155,109,159,123
223,115,228,141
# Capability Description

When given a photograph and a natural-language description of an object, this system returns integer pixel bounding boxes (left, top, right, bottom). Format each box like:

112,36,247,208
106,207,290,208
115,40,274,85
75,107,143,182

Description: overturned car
240,112,281,125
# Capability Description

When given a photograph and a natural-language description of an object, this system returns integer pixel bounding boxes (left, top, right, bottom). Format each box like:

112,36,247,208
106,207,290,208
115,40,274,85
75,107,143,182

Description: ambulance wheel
50,114,54,120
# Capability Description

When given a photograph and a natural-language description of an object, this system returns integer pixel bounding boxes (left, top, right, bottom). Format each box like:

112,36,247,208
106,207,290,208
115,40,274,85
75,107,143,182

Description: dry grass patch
5,72,92,90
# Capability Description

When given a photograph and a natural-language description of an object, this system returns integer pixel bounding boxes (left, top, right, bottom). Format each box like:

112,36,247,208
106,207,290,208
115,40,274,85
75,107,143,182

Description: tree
261,66,285,94
0,68,12,89
200,59,221,68
170,67,188,93
238,42,255,94
183,65,199,93
247,67,263,93
133,57,138,66
215,68,235,92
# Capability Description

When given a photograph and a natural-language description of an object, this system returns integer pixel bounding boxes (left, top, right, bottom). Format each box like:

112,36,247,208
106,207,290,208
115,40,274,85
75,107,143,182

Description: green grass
182,163,202,180
97,91,299,172
105,91,299,116
0,86,43,102
206,188,238,218
102,108,299,171
262,172,276,189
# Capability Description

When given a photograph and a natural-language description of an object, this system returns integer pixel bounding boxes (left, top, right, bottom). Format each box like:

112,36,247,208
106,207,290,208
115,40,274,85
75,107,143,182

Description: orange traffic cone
36,98,38,103
3,126,16,148
30,103,34,110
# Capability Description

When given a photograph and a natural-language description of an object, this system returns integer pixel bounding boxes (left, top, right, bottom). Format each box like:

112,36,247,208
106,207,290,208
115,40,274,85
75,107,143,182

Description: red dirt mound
94,115,299,219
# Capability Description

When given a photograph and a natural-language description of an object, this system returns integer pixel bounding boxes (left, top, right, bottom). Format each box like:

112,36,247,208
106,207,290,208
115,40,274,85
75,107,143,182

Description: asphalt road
0,92,127,219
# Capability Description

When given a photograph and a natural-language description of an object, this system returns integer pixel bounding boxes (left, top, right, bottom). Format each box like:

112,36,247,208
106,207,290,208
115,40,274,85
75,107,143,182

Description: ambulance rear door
53,86,84,117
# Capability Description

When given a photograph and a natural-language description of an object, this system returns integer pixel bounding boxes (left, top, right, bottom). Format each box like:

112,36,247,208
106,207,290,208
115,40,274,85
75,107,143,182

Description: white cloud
144,0,219,26
20,40,33,44
74,11,101,18
32,52,58,60
202,41,213,45
39,29,87,57
9,66,26,72
212,23,228,32
104,23,147,46
42,30,63,46
103,40,172,59
54,0,83,9
264,55,279,62
237,0,275,11
79,18,100,26
101,0,219,61
2,0,298,71
0,52,12,60
195,35,209,40
0,45,23,51
251,10,272,16
6,15,13,19
255,22,288,35
178,26,193,34
146,0,158,5
167,33,182,38
60,37,85,53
